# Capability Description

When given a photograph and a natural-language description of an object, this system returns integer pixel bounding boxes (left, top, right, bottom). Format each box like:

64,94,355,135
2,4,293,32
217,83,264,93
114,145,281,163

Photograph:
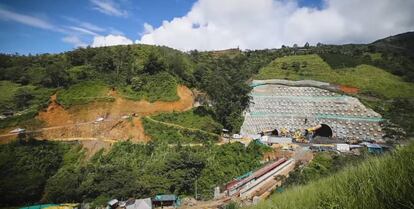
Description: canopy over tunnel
313,124,333,138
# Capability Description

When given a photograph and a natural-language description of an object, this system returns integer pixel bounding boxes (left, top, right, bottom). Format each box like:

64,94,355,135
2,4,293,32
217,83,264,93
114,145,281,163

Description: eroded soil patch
35,85,194,143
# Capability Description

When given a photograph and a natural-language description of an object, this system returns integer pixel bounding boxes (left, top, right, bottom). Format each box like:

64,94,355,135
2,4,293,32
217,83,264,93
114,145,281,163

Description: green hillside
256,54,414,98
57,80,113,107
151,107,223,134
246,142,414,209
119,71,179,102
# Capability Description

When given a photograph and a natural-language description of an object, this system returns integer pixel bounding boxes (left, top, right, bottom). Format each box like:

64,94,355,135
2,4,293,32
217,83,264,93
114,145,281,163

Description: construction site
0,80,388,209
183,79,388,208
240,79,384,143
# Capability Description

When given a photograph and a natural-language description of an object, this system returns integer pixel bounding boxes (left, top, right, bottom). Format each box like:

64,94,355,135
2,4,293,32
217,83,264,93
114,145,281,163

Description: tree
281,62,289,70
291,61,301,71
302,61,308,68
14,87,34,109
113,46,134,81
91,49,115,73
42,62,69,87
304,42,310,49
131,76,144,91
168,55,193,84
293,44,298,55
143,52,165,75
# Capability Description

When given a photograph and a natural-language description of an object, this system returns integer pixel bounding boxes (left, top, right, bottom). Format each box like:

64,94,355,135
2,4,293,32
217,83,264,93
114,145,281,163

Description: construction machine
294,124,324,143
293,130,308,143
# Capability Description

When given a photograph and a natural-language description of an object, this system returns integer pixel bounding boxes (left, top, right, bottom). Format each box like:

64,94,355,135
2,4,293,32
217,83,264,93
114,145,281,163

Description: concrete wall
241,83,384,141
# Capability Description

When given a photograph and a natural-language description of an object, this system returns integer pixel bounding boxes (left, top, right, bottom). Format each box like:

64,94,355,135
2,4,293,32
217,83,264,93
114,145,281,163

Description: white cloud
0,7,55,30
143,22,154,34
67,26,99,36
0,7,131,49
91,34,133,47
79,22,105,32
62,35,87,47
137,0,414,50
90,0,128,17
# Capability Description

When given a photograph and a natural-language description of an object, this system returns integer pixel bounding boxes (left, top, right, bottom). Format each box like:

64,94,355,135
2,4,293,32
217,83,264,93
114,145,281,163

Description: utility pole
195,179,198,200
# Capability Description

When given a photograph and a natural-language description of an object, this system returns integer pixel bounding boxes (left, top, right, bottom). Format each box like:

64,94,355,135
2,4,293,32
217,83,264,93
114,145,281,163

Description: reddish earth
263,149,293,161
34,85,194,143
339,85,360,94
38,94,73,126
80,140,112,159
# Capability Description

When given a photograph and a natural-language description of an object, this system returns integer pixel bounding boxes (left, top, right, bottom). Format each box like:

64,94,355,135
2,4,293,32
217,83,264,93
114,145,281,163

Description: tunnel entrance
271,129,279,136
259,129,279,136
313,124,333,138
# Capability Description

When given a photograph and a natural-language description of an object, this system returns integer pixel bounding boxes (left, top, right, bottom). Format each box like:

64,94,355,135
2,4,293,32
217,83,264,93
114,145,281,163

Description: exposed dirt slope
36,85,194,142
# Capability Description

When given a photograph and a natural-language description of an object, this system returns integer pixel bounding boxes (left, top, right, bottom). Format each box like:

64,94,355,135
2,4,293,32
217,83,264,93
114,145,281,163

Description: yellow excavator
293,124,324,143
306,124,322,135
293,130,307,143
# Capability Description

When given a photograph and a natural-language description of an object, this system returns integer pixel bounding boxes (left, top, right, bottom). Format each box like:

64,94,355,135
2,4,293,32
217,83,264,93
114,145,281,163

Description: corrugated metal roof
108,199,119,206
366,143,382,149
126,198,152,209
154,195,176,202
229,158,286,191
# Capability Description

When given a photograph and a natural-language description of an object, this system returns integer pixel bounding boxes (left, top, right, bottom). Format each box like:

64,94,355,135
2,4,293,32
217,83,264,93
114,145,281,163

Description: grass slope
246,143,414,209
119,72,179,102
57,80,113,107
142,116,219,144
255,54,414,98
151,107,223,133
0,81,21,112
0,81,53,129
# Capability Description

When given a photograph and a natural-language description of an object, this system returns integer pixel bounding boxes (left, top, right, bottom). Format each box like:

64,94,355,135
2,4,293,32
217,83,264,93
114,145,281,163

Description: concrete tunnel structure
240,80,384,141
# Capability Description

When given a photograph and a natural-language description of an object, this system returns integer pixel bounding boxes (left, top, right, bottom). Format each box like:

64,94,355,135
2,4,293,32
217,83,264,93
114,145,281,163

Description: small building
125,198,152,209
336,143,350,152
153,195,180,208
260,136,292,145
310,144,335,152
232,134,242,139
366,143,383,154
107,199,119,209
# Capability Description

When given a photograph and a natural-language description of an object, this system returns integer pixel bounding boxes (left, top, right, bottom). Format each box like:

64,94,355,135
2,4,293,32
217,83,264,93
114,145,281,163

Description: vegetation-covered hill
151,106,223,134
255,54,414,98
0,44,273,132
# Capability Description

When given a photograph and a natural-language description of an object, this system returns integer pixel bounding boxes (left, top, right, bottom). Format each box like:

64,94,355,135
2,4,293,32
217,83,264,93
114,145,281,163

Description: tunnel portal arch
313,124,333,138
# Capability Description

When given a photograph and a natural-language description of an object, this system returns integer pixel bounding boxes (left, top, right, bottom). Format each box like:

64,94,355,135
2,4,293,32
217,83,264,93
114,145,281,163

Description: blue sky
0,0,198,54
1,0,412,54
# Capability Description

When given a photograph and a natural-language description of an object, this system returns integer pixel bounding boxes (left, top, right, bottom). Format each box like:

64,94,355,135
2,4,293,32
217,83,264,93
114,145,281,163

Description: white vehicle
10,128,26,134
232,134,242,139
94,117,105,123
